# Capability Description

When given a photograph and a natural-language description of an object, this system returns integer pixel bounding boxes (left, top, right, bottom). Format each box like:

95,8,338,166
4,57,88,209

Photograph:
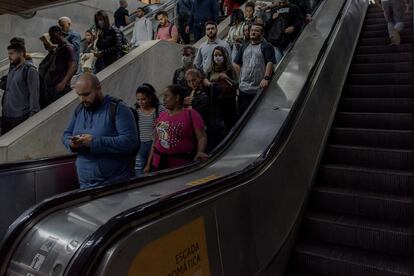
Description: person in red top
145,85,208,172
155,11,179,43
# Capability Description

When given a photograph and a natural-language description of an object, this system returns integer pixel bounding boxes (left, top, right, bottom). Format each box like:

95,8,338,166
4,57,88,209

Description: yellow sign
187,175,220,187
127,217,212,276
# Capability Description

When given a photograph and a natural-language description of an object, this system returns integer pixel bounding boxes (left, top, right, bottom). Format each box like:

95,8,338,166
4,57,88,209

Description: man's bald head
75,73,103,109
58,16,72,33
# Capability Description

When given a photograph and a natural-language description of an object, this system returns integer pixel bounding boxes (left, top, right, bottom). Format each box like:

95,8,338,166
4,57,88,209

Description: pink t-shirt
156,22,178,41
152,109,205,169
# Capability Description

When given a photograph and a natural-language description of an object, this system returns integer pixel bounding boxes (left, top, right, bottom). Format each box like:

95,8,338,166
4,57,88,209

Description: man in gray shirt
1,43,40,135
194,21,231,74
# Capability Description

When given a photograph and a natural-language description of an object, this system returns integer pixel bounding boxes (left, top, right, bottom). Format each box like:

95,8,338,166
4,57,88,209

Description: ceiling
0,0,84,15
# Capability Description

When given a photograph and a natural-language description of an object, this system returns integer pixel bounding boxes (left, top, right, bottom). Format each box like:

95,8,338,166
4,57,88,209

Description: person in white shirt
130,7,153,47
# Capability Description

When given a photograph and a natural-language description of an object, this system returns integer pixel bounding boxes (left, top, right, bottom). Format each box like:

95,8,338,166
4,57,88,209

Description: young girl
134,83,165,176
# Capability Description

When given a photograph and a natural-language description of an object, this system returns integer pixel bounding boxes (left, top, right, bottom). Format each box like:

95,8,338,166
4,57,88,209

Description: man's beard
83,97,103,111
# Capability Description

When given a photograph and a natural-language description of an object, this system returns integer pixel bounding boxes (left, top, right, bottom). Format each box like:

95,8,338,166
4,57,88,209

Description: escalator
286,4,414,275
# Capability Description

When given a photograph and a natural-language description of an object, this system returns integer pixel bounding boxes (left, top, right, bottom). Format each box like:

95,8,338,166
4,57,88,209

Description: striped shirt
137,105,166,142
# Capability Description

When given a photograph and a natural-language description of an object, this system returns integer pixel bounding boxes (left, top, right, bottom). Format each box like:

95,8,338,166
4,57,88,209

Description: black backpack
267,16,289,47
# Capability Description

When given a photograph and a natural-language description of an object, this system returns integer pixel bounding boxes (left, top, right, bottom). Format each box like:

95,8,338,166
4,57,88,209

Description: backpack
156,23,180,43
267,16,288,47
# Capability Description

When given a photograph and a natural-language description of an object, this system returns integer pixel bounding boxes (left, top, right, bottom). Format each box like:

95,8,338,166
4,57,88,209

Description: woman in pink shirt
145,85,208,172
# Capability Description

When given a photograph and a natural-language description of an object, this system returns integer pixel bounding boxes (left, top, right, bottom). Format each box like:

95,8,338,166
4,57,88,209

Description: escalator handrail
65,1,354,274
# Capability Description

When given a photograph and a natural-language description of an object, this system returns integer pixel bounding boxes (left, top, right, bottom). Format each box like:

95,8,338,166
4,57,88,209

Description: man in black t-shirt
114,0,130,28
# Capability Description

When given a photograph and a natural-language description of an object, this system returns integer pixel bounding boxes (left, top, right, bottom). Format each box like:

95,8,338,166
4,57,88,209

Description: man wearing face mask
173,45,197,91
45,25,77,102
194,21,231,74
62,73,139,189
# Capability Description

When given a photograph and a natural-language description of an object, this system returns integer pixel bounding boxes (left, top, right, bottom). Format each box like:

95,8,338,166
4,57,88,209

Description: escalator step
354,52,413,63
285,270,317,276
311,186,414,223
344,85,413,98
339,98,414,113
348,73,414,85
355,44,413,55
292,241,414,276
359,28,412,39
363,18,411,25
362,22,413,32
335,112,414,130
358,36,412,46
329,127,414,148
318,164,414,195
303,211,414,256
350,61,413,73
324,144,414,170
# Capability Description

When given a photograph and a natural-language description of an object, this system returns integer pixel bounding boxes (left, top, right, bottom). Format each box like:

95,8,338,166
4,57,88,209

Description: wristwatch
264,76,271,81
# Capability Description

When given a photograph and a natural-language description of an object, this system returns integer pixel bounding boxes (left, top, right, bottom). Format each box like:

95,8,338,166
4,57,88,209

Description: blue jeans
382,0,405,36
135,141,152,176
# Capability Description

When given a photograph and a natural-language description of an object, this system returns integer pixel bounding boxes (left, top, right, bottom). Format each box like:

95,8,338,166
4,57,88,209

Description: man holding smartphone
62,73,139,189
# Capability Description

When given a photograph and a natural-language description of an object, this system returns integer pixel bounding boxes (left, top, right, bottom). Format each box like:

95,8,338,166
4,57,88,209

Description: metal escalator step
358,36,412,46
285,270,317,276
350,61,413,73
329,127,414,148
344,85,413,98
354,52,413,63
318,164,414,195
335,112,414,130
362,23,413,32
359,28,412,39
348,73,414,85
365,12,412,19
363,18,412,25
324,144,414,170
311,186,414,223
339,98,414,113
303,211,414,256
355,44,413,54
292,241,414,276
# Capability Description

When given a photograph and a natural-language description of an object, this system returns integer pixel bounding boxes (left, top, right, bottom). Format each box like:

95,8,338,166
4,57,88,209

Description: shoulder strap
169,23,174,37
109,98,123,128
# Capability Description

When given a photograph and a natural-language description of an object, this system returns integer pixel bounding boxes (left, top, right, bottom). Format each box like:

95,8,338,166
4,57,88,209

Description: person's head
230,9,245,26
250,23,264,42
243,24,250,40
185,68,203,90
136,7,145,18
163,84,186,110
7,43,26,66
58,16,72,33
10,37,25,46
182,45,196,68
135,83,159,109
85,30,95,43
75,73,104,110
245,2,255,18
48,25,65,45
205,21,218,40
94,10,111,30
155,11,169,26
120,0,128,8
212,46,231,69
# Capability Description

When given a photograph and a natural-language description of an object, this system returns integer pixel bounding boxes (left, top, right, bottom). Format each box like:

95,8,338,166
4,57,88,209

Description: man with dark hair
62,73,139,189
234,23,275,115
186,0,219,41
155,11,179,42
1,44,40,134
194,21,231,74
130,7,153,47
173,45,197,90
114,0,131,28
45,25,77,102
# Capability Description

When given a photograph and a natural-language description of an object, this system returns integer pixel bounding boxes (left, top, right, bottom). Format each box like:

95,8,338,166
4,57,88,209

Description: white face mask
213,56,224,65
182,55,193,66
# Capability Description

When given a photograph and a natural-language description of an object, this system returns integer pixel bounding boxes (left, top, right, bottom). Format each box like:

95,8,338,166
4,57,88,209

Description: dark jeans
238,91,256,116
219,96,237,132
1,113,29,135
193,23,206,42
178,15,191,44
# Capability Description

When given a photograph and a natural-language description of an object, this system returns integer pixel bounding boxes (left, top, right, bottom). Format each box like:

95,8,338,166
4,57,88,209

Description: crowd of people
1,0,320,188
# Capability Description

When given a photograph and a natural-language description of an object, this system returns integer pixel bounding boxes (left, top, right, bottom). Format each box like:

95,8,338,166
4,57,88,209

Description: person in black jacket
94,10,124,73
265,0,304,62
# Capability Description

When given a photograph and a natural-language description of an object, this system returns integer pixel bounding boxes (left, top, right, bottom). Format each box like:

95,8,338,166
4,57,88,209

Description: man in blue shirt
186,0,219,41
58,16,81,65
62,73,139,189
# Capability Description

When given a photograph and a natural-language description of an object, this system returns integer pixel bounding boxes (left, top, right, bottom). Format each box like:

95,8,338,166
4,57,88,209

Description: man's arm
62,110,77,151
90,104,139,154
72,33,81,54
194,47,203,70
27,67,41,115
169,25,179,43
